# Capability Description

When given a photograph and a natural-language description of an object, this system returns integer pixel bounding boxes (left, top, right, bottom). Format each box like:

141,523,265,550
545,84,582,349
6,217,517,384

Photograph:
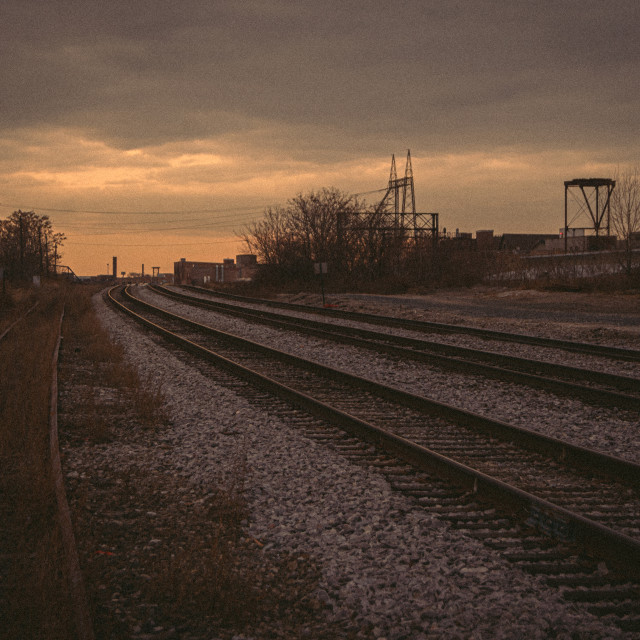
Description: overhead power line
353,188,387,197
65,238,243,247
60,213,264,233
0,202,271,216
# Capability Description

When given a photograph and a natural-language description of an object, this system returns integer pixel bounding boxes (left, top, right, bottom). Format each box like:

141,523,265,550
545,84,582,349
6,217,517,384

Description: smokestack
112,256,117,278
142,264,144,278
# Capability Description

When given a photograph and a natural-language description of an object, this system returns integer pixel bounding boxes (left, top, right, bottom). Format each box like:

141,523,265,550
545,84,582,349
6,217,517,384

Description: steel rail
150,284,640,411
182,284,640,363
128,285,640,485
109,285,640,576
49,309,95,640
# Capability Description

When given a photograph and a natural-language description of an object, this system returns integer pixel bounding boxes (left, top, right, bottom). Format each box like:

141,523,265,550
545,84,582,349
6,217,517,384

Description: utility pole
44,232,49,276
38,224,43,276
19,211,24,280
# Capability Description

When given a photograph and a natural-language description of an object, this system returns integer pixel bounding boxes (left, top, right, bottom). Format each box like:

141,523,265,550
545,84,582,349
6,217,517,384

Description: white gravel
135,286,640,465
90,290,639,639
174,286,640,377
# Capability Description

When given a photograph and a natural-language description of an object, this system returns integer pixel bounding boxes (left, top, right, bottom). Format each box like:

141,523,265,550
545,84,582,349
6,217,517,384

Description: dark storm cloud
1,0,639,155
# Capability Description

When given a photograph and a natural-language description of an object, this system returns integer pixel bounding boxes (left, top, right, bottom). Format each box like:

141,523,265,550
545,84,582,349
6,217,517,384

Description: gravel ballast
136,286,640,465
61,289,640,639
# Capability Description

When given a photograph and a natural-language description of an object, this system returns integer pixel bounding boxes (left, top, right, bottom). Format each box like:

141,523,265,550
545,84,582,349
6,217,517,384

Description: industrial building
443,229,623,256
474,230,559,254
174,254,258,285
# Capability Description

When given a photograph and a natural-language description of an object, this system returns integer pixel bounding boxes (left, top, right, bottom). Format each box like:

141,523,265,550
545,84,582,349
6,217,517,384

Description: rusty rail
49,308,94,640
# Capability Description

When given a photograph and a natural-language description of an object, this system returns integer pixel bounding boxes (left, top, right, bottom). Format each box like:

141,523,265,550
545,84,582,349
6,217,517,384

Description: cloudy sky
2,0,638,275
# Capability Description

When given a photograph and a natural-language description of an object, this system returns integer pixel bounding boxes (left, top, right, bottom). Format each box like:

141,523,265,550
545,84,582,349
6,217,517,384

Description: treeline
240,188,494,291
241,188,388,285
0,210,65,282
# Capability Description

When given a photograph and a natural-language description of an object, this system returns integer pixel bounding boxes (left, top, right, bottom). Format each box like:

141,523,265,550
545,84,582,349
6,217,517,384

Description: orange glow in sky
0,137,628,276
2,0,637,276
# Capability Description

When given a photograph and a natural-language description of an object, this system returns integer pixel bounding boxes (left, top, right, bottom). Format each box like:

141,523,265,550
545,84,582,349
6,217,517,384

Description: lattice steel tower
374,150,438,243
564,178,616,252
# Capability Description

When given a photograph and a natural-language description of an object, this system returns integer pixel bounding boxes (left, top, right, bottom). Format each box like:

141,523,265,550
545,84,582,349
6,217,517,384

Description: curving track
178,284,640,361
109,284,640,631
149,284,640,411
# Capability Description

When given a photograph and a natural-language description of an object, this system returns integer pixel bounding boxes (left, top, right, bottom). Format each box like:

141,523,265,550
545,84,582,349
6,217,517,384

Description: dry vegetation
0,284,74,639
59,286,168,444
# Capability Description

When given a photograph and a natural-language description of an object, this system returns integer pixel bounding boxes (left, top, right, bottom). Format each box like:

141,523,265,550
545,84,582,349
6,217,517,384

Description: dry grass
127,373,169,427
60,286,169,443
139,462,260,627
0,281,170,638
0,284,34,331
0,284,75,639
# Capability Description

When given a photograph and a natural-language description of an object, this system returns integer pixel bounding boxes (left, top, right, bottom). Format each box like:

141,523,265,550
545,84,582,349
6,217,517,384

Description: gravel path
63,290,640,639
343,291,640,329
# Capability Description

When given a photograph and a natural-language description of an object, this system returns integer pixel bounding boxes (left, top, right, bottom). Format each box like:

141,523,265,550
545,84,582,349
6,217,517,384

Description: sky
1,0,639,276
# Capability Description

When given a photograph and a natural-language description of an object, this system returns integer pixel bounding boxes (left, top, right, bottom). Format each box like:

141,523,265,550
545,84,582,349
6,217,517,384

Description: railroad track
149,284,640,412
1,302,94,639
109,285,640,631
179,284,640,362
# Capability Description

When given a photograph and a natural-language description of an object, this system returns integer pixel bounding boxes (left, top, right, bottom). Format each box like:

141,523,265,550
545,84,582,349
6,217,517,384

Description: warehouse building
174,254,258,285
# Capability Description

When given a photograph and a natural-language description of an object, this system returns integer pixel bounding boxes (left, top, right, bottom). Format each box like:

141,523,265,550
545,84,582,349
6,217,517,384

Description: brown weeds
59,285,169,440
0,284,75,639
129,373,168,427
0,281,171,638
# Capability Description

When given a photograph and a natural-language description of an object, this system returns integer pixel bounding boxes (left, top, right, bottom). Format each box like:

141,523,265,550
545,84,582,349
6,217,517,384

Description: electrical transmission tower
337,151,439,275
374,150,438,244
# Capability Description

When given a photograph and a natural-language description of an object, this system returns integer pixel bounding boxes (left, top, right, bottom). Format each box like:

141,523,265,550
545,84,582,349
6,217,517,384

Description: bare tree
241,206,297,266
610,168,640,275
0,210,65,281
241,188,375,283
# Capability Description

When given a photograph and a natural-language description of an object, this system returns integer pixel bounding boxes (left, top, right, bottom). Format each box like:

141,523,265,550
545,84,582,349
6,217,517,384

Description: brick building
173,255,258,285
